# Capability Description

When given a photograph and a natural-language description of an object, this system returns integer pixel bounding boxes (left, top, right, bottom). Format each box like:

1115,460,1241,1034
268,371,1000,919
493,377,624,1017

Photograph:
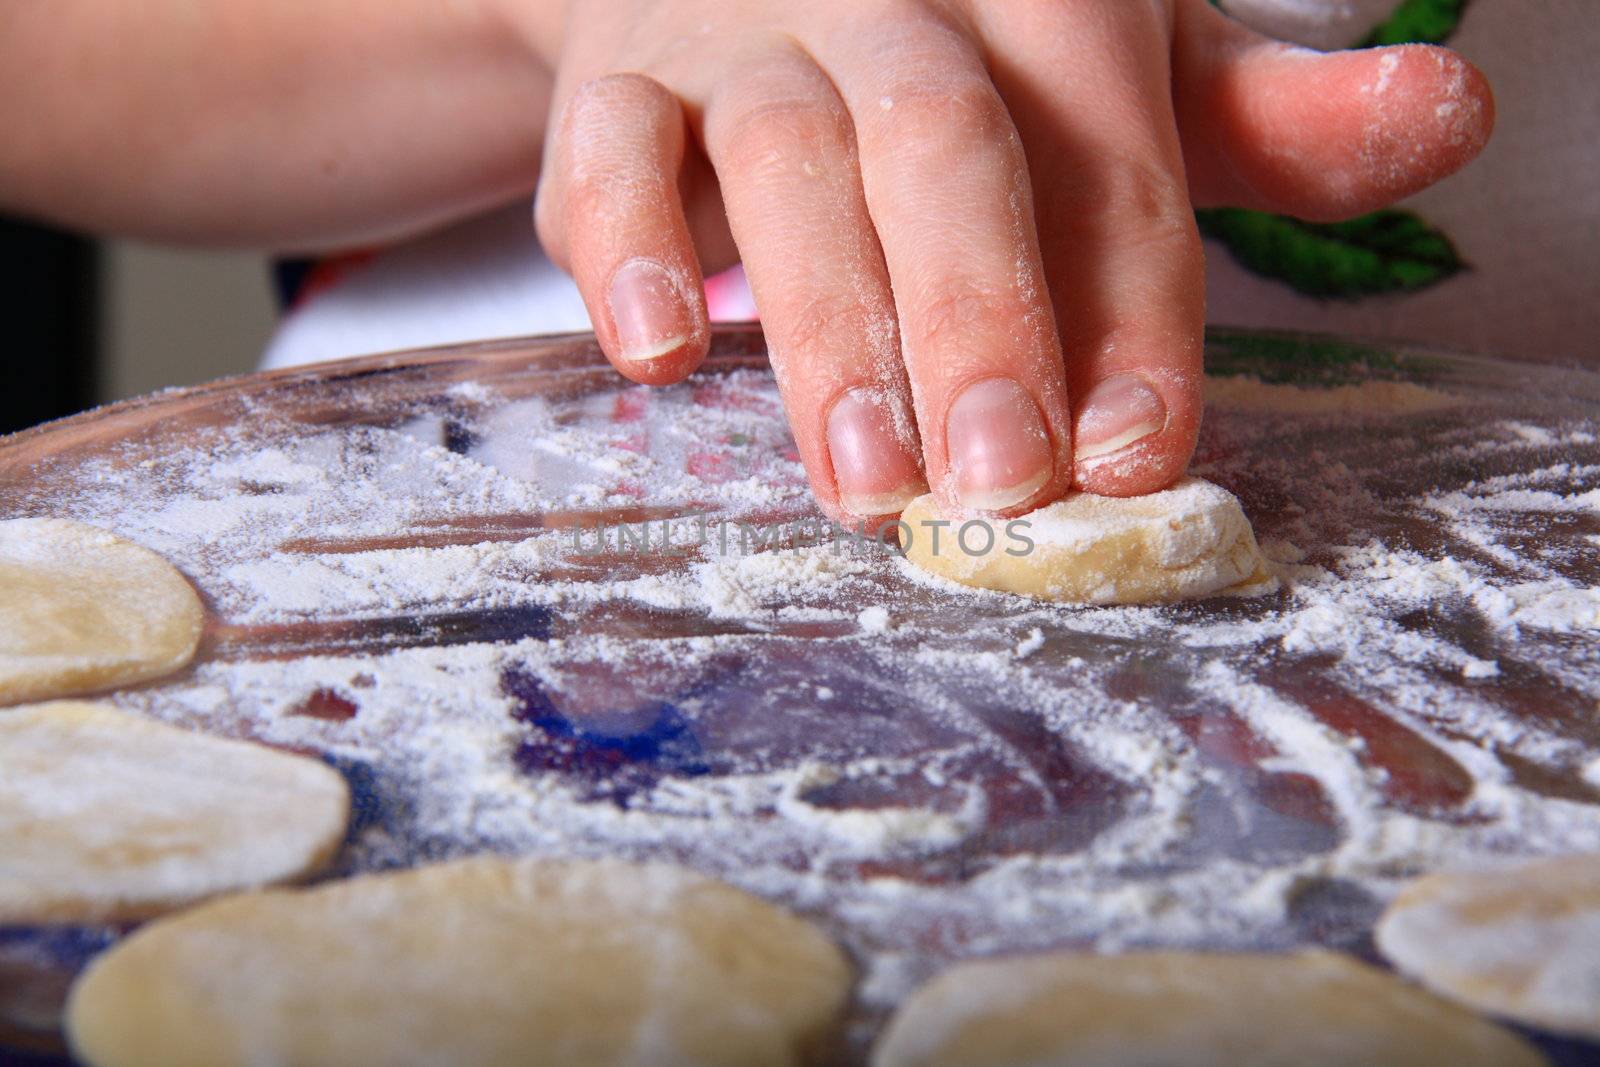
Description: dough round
872,950,1545,1067
0,701,349,923
66,856,853,1067
1376,853,1600,1038
0,518,204,705
899,478,1274,605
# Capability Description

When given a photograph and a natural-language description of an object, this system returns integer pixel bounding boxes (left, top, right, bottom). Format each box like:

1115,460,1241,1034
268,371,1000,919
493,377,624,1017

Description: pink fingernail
945,378,1053,511
1075,374,1166,462
607,258,692,361
827,388,927,516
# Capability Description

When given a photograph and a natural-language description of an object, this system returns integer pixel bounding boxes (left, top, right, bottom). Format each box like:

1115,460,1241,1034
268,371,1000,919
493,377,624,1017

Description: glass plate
3,325,1598,1061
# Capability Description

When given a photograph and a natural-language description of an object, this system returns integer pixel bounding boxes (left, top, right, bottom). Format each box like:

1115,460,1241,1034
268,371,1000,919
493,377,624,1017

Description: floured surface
899,478,1274,604
873,950,1545,1067
0,701,349,923
66,857,851,1067
0,519,203,705
1,328,1598,1057
1376,854,1600,1038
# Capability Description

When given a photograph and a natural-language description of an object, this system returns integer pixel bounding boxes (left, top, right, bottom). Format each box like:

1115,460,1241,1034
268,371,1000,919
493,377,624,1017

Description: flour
1013,628,1045,659
775,762,986,854
3,347,1598,1047
856,605,893,633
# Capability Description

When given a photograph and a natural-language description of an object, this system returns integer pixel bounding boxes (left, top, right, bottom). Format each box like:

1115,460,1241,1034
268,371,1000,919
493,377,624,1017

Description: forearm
0,0,563,251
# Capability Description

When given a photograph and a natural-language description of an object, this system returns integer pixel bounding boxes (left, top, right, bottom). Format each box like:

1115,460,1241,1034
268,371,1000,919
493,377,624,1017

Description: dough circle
0,518,204,705
66,856,854,1067
872,950,1545,1067
0,701,349,924
899,477,1274,605
1376,853,1600,1038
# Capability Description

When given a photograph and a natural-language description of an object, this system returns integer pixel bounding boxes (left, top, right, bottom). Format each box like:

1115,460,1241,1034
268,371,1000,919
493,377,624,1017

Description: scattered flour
857,606,892,633
1013,628,1045,659
2,348,1598,1045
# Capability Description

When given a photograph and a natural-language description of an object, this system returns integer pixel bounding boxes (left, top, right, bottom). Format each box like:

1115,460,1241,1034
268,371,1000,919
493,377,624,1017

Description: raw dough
873,950,1545,1067
1376,853,1600,1038
66,856,853,1067
0,701,349,923
900,477,1274,605
0,518,204,705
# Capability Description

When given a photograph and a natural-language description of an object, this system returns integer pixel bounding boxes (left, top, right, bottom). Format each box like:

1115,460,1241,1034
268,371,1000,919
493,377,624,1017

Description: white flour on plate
8,361,1599,1025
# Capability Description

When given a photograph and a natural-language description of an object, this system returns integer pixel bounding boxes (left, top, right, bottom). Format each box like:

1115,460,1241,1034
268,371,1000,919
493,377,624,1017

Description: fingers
539,0,1492,519
535,72,709,385
820,14,1073,517
976,0,1205,496
703,42,925,525
1175,0,1495,221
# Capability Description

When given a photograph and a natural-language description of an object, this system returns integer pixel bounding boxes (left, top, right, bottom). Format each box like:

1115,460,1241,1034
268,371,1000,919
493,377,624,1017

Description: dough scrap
900,477,1275,605
66,856,853,1067
873,950,1545,1067
0,518,204,705
1376,853,1600,1038
0,701,349,924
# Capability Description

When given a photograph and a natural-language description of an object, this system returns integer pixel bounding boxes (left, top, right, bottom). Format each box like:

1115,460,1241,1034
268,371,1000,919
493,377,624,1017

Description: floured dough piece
0,518,204,705
0,701,349,923
873,950,1545,1067
900,477,1274,605
67,856,853,1067
1376,854,1600,1038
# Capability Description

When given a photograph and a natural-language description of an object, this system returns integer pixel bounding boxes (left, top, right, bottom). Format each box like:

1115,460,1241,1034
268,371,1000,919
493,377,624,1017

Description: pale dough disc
0,701,349,924
900,477,1275,605
1376,853,1600,1038
66,856,854,1067
0,518,204,705
872,950,1546,1067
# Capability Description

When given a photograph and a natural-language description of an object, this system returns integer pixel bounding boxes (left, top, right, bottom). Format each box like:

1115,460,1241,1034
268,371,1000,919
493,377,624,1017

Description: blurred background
0,218,274,435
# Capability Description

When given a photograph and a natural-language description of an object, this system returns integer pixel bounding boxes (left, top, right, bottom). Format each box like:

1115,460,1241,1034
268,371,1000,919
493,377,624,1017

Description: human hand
529,0,1492,523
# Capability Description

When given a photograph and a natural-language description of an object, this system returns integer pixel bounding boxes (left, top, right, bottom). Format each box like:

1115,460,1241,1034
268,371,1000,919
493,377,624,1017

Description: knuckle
876,75,1013,149
565,72,673,130
769,290,867,359
857,14,1013,143
917,284,1029,350
712,92,848,177
561,171,617,229
556,72,682,211
1118,203,1202,263
1053,155,1197,254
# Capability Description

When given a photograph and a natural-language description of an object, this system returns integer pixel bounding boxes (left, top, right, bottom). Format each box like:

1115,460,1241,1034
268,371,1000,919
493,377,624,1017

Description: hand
529,0,1492,523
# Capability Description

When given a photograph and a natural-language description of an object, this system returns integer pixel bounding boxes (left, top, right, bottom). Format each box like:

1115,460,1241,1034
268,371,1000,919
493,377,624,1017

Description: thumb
1174,0,1494,222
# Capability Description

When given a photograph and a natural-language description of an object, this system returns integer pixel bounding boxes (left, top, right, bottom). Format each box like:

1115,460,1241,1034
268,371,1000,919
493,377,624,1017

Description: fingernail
607,258,692,361
827,388,927,516
945,378,1053,511
1074,374,1166,462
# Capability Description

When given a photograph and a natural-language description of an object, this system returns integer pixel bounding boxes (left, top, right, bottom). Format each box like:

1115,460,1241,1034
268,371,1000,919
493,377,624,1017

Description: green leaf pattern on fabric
1360,0,1468,47
1196,209,1465,299
1199,0,1470,299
